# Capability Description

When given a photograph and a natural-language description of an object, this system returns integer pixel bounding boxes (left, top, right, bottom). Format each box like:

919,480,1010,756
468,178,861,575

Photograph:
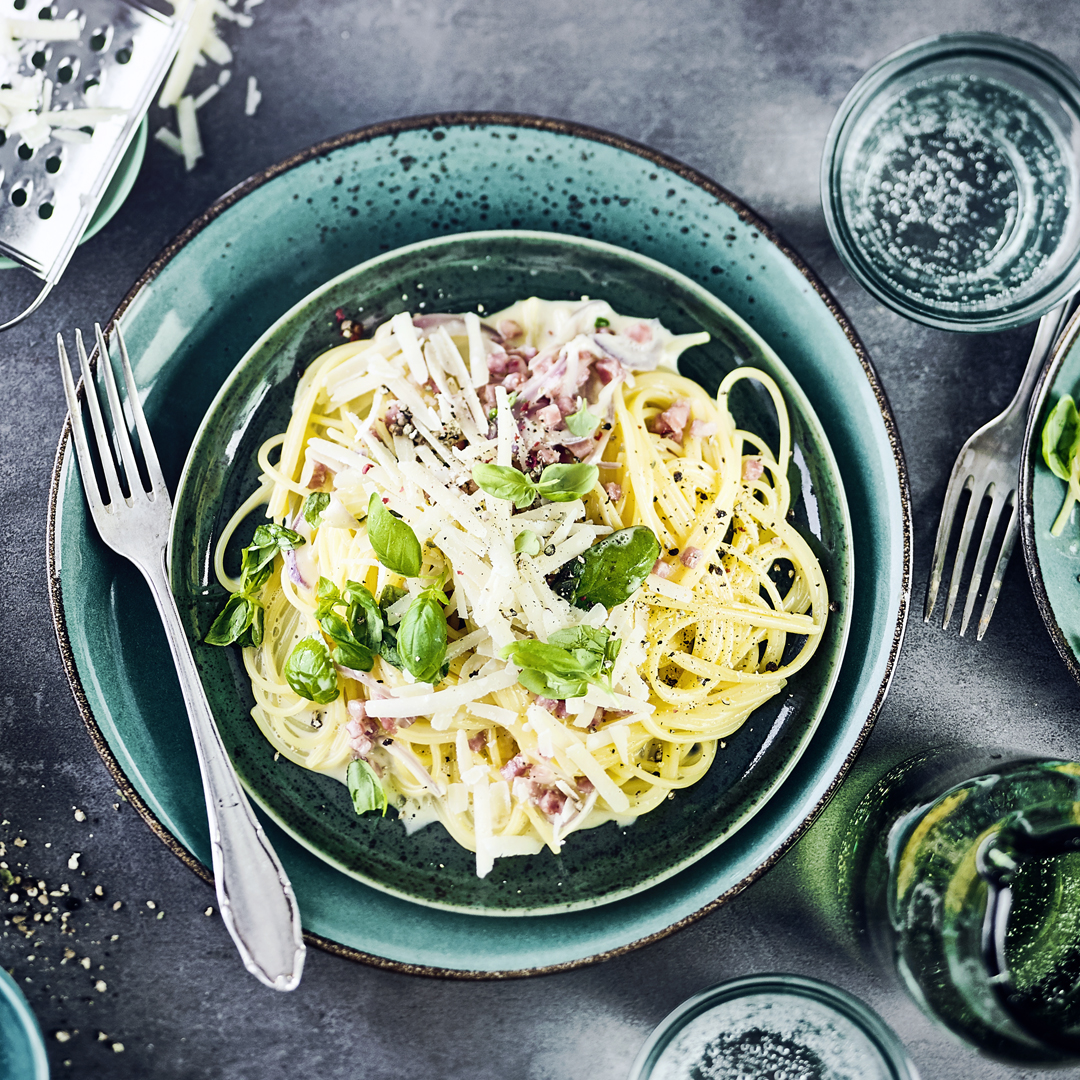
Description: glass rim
821,32,1080,333
627,972,920,1080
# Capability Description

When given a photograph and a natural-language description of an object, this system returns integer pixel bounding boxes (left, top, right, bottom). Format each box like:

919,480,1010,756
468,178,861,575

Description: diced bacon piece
681,546,703,568
577,776,595,793
497,318,523,340
535,445,560,465
306,461,329,489
500,754,529,780
652,559,674,578
468,730,488,752
565,437,597,460
690,420,718,439
743,457,764,482
604,482,622,502
488,351,528,379
502,372,526,391
625,322,654,344
537,403,563,430
517,345,538,360
653,398,692,443
594,355,624,384
536,697,568,718
538,788,567,817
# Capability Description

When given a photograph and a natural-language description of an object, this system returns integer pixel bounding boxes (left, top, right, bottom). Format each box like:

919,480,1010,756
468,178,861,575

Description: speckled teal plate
49,114,910,973
1022,308,1080,681
169,230,853,916
0,967,49,1080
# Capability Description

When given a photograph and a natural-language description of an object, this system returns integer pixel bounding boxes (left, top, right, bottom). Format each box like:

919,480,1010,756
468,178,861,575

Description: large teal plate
169,230,853,916
0,967,49,1080
48,113,910,973
1022,308,1080,681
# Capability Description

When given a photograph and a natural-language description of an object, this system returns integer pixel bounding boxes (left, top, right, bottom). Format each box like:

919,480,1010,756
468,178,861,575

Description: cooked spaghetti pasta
210,297,829,876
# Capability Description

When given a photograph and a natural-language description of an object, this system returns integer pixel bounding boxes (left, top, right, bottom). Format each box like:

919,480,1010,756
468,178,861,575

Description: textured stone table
3,1,1079,1077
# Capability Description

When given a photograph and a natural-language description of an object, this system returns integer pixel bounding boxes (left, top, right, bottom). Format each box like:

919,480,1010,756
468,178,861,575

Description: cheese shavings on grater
0,0,187,330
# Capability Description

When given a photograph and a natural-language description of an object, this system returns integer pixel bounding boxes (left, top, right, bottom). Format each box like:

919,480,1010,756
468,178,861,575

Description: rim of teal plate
46,111,912,978
0,967,50,1080
1021,304,1080,684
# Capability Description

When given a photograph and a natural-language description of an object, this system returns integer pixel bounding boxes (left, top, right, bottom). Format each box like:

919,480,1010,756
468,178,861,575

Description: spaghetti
209,297,829,877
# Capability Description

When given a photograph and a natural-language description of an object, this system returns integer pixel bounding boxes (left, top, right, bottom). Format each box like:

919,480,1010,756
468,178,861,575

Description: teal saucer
49,113,910,973
0,968,49,1080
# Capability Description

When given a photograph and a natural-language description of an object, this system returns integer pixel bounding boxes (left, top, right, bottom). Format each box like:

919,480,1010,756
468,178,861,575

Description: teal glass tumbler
629,973,919,1080
822,33,1080,332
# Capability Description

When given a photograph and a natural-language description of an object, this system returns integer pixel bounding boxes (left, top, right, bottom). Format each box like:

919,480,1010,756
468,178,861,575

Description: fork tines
925,467,1019,640
58,323,166,513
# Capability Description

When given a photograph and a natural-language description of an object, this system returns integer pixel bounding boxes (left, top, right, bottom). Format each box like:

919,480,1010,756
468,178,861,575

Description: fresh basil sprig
205,523,306,647
314,577,383,672
367,493,423,577
347,758,387,816
502,625,620,701
564,399,601,438
284,636,340,704
472,461,598,508
398,587,449,684
303,491,331,527
550,525,660,610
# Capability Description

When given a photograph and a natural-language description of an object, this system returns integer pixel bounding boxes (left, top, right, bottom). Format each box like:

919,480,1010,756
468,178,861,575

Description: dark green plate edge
169,229,854,915
45,111,912,977
1021,306,1080,681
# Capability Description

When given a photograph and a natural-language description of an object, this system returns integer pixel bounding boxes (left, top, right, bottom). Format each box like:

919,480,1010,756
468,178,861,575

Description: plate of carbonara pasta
171,230,852,914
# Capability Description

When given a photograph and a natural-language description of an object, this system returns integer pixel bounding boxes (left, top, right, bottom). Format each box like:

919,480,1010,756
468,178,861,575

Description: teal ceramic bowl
169,230,854,915
1021,306,1080,681
49,113,910,973
0,117,147,270
0,968,49,1080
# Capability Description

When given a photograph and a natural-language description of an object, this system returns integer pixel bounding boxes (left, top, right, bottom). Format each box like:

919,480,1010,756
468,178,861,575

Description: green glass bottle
824,747,1080,1064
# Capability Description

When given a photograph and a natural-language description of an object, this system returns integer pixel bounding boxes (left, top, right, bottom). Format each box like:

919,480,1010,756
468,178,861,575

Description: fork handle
1006,299,1073,420
142,550,306,991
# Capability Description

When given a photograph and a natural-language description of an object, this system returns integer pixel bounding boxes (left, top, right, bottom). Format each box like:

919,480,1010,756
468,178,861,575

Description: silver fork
58,322,306,991
925,300,1072,640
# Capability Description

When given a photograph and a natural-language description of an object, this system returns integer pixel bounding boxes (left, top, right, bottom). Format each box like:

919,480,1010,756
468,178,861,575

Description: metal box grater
0,0,186,328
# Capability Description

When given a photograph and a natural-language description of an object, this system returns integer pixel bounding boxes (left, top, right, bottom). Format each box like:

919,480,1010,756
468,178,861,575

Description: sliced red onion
283,549,309,588
743,457,765,482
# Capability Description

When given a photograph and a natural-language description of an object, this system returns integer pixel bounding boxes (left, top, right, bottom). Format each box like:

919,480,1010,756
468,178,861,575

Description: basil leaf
284,637,340,704
347,758,388,816
367,493,422,577
1042,395,1080,481
515,529,542,556
535,463,598,502
397,590,448,683
333,640,376,672
568,526,660,609
378,584,409,614
241,523,305,592
344,581,384,650
502,639,602,678
303,491,331,527
205,594,258,646
548,625,611,657
378,628,402,670
518,667,590,700
472,463,537,509
564,401,601,438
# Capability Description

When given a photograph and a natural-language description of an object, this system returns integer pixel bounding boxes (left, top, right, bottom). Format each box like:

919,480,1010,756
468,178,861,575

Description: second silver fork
925,299,1073,640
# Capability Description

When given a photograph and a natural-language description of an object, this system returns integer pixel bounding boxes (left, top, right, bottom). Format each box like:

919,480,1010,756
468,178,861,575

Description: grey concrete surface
3,1,1080,1077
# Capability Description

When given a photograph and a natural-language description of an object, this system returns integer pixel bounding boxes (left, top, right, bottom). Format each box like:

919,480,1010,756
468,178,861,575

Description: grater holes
13,0,26,8
17,142,34,161
45,153,62,174
82,74,100,94
11,184,30,208
115,42,132,64
37,5,58,18
31,47,51,69
88,26,110,52
0,131,6,148
38,202,53,219
56,56,78,84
